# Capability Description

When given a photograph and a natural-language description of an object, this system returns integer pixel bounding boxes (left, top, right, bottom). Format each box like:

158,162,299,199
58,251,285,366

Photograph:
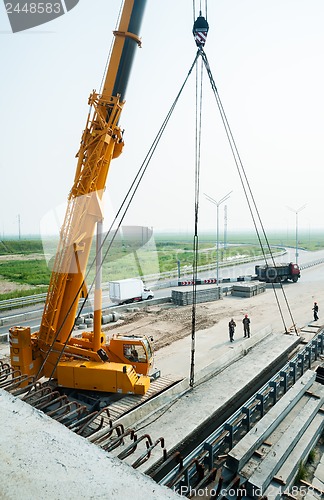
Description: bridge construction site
1,0,324,498
1,286,324,498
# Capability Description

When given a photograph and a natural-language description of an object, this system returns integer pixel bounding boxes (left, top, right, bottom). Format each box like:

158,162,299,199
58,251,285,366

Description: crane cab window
123,343,146,363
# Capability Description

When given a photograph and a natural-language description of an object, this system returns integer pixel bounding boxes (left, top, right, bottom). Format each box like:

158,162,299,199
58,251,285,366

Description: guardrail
142,250,287,285
299,257,324,270
2,251,282,311
1,251,324,314
0,283,110,312
0,293,47,311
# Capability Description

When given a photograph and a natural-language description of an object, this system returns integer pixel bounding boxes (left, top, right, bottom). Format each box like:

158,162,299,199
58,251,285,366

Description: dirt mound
107,301,249,351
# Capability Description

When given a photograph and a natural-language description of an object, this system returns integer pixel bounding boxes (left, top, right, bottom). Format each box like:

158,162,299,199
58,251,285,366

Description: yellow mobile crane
9,0,152,396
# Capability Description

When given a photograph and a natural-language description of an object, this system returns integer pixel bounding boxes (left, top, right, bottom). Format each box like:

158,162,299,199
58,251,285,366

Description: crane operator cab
108,334,154,376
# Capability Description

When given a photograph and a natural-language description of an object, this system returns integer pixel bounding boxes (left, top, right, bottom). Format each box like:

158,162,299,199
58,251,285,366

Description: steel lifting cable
42,52,201,383
198,47,298,335
190,55,204,388
189,0,210,389
192,0,208,20
200,47,292,333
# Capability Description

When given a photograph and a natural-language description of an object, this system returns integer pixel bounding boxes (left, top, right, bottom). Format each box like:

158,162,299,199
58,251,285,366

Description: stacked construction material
172,286,222,306
226,372,324,498
232,281,266,297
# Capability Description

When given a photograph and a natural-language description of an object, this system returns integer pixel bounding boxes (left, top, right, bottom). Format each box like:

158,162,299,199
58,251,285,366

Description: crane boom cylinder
102,0,147,104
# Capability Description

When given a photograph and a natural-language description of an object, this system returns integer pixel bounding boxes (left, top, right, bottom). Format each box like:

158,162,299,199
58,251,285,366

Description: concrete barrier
105,296,172,314
0,308,43,327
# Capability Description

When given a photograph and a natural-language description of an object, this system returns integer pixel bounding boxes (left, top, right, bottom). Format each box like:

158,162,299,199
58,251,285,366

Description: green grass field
0,231,323,301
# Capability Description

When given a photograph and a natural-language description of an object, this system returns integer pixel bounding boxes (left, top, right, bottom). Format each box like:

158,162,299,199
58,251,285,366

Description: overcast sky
1,1,323,239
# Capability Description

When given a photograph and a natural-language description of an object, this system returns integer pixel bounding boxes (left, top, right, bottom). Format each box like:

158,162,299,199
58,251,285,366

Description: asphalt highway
1,248,324,337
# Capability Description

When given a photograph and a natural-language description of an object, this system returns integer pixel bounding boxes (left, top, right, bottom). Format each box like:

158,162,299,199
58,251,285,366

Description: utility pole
287,205,306,266
224,205,228,250
205,191,232,284
18,214,21,240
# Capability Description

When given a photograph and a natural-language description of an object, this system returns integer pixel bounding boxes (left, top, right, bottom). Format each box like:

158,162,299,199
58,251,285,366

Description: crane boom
10,1,153,395
39,0,146,355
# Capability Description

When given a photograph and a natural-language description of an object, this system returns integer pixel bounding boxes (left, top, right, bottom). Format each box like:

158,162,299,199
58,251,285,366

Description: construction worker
229,318,236,342
313,302,319,321
243,314,251,338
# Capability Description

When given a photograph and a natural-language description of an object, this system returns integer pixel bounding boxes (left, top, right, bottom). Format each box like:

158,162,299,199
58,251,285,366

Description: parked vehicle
255,262,300,283
109,278,154,305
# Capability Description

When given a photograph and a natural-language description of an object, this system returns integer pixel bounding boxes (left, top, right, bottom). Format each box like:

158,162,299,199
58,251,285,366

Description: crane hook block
193,15,209,47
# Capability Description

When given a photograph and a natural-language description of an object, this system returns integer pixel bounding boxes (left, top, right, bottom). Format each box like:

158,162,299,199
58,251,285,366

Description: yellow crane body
56,361,149,395
9,0,152,395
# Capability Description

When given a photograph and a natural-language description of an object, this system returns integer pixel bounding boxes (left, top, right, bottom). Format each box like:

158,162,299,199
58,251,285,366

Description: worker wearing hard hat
242,314,251,338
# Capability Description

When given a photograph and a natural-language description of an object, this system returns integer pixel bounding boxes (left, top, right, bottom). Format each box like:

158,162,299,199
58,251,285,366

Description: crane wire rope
189,0,210,389
40,52,201,384
190,56,204,388
192,0,208,20
198,47,298,335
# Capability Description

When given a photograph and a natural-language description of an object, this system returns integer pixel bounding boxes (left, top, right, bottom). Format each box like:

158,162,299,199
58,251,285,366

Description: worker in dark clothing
229,319,236,342
313,302,319,321
243,314,251,338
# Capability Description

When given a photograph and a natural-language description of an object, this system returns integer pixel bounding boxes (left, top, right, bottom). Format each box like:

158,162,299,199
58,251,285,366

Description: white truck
109,278,154,305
